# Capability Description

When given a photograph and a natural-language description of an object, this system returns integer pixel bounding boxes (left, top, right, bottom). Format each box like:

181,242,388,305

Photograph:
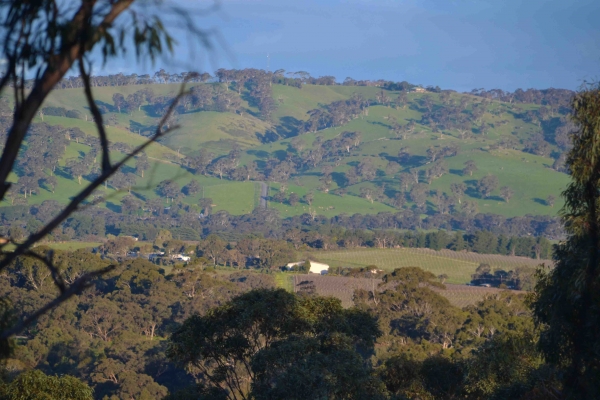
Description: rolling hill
4,73,572,222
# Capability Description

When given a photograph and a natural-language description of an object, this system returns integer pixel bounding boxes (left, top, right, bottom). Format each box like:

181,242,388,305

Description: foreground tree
531,84,600,398
0,1,215,351
0,369,94,400
166,289,383,400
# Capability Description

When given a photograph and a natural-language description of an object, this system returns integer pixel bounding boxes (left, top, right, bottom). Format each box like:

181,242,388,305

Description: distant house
285,261,305,270
148,252,165,261
173,254,191,262
414,87,426,93
285,260,329,274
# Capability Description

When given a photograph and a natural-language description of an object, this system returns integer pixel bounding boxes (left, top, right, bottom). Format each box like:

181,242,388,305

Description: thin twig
21,249,66,294
79,58,111,173
0,83,188,273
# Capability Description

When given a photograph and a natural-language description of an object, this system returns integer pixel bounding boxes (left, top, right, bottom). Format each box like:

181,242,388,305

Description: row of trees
0,192,563,246
100,226,554,265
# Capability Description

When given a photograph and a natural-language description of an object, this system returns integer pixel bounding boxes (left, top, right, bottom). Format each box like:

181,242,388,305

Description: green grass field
274,273,295,292
7,82,568,220
310,248,548,284
44,241,102,251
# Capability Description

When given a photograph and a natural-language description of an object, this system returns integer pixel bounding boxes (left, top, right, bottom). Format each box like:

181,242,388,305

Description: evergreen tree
532,85,600,397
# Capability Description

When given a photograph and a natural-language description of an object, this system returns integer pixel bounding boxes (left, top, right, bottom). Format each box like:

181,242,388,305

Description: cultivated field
310,248,550,284
292,274,518,308
431,284,521,308
293,274,379,308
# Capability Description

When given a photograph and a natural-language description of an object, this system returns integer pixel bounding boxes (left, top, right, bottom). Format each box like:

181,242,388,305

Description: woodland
0,2,598,400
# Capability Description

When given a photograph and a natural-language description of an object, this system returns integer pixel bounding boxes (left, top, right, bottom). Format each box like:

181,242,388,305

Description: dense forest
0,247,545,399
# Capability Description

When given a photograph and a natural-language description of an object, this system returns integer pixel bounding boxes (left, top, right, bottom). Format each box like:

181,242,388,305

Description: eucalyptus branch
0,83,188,274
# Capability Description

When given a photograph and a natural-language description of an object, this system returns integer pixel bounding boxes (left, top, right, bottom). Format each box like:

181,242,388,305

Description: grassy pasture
10,82,568,220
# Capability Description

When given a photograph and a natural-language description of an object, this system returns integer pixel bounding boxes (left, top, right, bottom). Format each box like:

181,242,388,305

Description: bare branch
0,83,188,275
78,58,111,173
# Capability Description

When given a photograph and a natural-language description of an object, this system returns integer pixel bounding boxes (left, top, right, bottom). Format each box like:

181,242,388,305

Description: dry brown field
293,274,522,308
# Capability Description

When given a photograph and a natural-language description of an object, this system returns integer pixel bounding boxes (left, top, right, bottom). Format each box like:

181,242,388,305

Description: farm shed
308,261,329,275
285,260,330,274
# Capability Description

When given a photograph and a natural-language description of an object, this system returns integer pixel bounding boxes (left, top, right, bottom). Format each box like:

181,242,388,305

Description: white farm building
285,260,330,274
308,261,329,275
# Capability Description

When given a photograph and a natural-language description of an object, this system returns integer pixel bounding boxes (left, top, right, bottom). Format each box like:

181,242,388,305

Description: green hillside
6,77,571,221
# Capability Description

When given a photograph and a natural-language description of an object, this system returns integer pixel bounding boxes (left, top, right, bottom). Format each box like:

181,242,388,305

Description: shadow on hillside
55,169,72,180
271,150,287,161
131,192,146,202
275,116,304,139
464,186,480,199
247,149,270,159
541,117,563,144
239,92,261,119
384,186,399,199
368,121,392,129
121,165,136,175
397,154,427,168
449,169,463,176
129,120,155,136
256,130,279,144
485,195,504,202
106,201,121,213
533,197,548,206
88,100,116,114
331,172,347,187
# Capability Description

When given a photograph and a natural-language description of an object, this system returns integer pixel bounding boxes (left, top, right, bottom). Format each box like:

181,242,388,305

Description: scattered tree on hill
476,175,499,198
42,175,58,193
500,186,514,203
288,192,300,206
199,198,213,215
463,160,477,176
385,161,400,177
109,171,136,193
156,179,180,203
67,159,89,185
112,93,126,113
183,180,200,196
410,184,428,208
546,194,555,207
135,152,150,177
450,182,466,204
303,191,314,206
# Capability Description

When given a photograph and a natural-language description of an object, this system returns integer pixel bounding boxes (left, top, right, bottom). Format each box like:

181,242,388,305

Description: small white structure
308,261,329,275
173,254,191,262
285,260,329,274
285,261,305,271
